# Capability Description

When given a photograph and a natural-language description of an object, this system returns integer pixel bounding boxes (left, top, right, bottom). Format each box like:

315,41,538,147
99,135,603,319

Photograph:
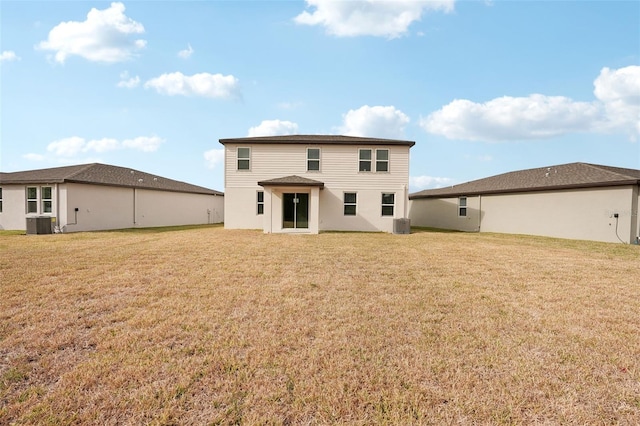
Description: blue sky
1,0,638,192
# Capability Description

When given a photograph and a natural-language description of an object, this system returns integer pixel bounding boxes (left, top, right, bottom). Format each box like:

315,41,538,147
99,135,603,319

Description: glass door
283,193,309,229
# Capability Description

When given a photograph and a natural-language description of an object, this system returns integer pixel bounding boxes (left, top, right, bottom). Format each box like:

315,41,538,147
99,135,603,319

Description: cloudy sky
1,1,638,192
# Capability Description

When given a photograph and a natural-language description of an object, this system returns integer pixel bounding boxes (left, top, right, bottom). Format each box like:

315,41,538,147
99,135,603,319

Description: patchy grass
1,228,638,424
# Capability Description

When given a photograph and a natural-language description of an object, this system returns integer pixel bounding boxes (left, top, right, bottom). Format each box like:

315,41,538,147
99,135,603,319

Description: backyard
1,226,639,424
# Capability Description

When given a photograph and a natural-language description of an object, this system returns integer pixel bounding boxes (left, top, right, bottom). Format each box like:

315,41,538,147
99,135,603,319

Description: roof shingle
409,163,640,199
219,134,415,147
0,163,223,196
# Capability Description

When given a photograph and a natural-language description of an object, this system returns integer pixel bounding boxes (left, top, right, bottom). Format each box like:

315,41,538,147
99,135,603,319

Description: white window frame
237,147,251,171
381,193,395,217
343,192,357,216
375,149,389,172
307,148,321,172
257,191,264,215
458,196,467,217
358,149,372,172
41,186,53,214
26,187,38,214
0,187,3,213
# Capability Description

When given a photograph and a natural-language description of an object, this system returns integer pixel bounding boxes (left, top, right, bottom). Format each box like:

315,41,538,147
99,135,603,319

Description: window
307,148,320,171
41,186,52,213
376,149,389,172
458,197,467,217
237,147,250,170
381,193,395,216
344,192,357,216
257,191,264,215
359,149,372,172
0,187,3,213
26,187,37,213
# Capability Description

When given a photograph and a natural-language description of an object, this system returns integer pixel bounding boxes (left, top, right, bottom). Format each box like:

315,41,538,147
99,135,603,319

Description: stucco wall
409,185,639,243
0,183,223,232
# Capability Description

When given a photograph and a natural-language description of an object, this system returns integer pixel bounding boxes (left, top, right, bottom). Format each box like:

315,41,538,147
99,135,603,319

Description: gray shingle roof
258,175,325,188
0,163,223,196
409,163,640,199
219,134,416,147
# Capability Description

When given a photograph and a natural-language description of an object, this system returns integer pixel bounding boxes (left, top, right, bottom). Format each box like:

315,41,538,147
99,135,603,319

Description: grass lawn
1,226,639,424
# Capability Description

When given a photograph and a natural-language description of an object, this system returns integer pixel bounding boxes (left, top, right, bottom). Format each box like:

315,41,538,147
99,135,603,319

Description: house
0,163,224,233
219,135,415,234
409,162,640,244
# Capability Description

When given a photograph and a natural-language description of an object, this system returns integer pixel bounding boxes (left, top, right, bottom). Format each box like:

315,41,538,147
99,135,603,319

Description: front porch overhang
257,175,324,189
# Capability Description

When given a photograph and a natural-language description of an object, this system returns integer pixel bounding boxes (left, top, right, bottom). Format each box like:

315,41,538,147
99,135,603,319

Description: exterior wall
0,182,223,232
409,196,480,232
409,185,639,244
224,143,410,233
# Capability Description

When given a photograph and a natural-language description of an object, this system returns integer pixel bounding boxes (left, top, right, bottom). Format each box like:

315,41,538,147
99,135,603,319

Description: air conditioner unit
26,216,54,235
393,218,411,234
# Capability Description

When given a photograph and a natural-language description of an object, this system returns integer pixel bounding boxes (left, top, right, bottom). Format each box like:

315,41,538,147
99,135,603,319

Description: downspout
478,195,482,232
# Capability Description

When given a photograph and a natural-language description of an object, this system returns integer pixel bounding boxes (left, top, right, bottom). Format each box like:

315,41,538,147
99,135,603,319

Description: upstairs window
359,149,372,172
42,186,52,213
26,187,37,213
376,149,389,172
237,147,251,170
343,192,357,216
257,191,264,215
307,148,320,171
381,193,395,217
458,197,467,217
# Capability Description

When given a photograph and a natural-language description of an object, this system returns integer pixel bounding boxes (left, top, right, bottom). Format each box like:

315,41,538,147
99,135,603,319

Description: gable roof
0,163,223,196
410,163,640,200
219,134,416,147
258,175,325,188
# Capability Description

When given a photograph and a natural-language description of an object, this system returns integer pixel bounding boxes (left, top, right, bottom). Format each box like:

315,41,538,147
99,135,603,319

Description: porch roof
257,175,325,188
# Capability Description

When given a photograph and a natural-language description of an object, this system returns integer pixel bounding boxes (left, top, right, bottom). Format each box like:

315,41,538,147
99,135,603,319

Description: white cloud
178,43,194,59
422,65,640,142
144,72,240,99
204,148,225,169
122,136,164,152
117,71,140,88
0,50,20,62
45,135,163,158
294,0,455,38
247,119,299,137
23,153,45,161
409,175,455,191
340,105,410,138
37,2,146,64
593,65,640,135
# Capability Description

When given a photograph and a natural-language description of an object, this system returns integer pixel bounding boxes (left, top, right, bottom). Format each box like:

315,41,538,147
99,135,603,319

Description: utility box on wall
26,217,54,235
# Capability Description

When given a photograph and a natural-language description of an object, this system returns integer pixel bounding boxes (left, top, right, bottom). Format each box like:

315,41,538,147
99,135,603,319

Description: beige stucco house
0,163,224,233
219,135,415,234
409,163,640,244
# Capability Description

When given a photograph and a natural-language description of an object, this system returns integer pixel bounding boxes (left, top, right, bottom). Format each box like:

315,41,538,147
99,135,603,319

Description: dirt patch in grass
1,228,639,424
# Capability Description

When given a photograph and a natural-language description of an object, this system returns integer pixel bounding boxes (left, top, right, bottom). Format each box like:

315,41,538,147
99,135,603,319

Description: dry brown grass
1,226,639,425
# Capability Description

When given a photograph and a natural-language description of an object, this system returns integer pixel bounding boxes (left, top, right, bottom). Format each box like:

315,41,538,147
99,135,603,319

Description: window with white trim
257,191,264,215
237,147,250,170
0,187,3,213
41,186,52,213
381,193,395,216
376,149,389,172
307,148,320,171
343,192,357,216
458,197,467,217
359,149,372,172
26,187,37,213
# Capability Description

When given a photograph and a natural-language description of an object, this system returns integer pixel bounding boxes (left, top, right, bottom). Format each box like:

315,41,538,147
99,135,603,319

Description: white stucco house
0,163,224,233
219,135,415,234
409,162,640,244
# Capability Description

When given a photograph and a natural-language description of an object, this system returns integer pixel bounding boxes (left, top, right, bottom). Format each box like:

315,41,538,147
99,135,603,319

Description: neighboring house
409,162,640,244
219,135,415,234
0,163,224,233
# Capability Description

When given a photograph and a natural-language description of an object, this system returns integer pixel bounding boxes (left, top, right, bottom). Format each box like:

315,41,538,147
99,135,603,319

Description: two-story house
219,135,415,234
